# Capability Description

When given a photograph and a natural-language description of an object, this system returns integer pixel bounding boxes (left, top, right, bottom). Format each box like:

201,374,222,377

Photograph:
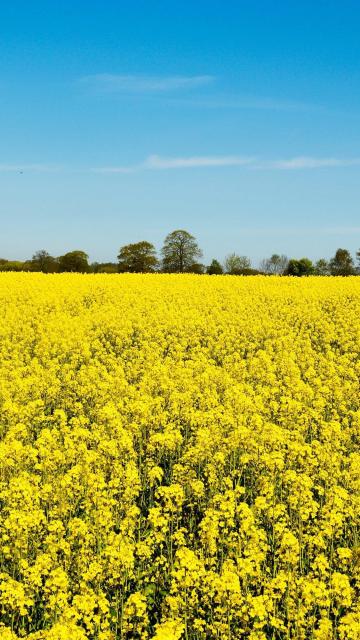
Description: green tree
260,254,288,275
329,248,355,276
117,241,158,273
161,230,202,273
58,250,90,273
314,258,329,275
30,250,59,273
187,262,205,274
0,260,26,272
224,253,251,274
91,262,118,274
286,258,314,276
206,259,224,275
237,267,263,275
356,249,360,272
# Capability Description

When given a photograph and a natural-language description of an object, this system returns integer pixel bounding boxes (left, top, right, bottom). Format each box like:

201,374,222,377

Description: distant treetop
161,230,202,273
117,241,158,273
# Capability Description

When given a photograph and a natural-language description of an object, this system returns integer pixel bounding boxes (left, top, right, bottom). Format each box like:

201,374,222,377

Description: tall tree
286,258,314,276
314,258,329,275
329,248,355,276
161,230,202,272
30,250,58,273
260,254,288,275
224,254,251,274
206,259,224,275
117,241,158,273
58,250,90,273
356,249,360,272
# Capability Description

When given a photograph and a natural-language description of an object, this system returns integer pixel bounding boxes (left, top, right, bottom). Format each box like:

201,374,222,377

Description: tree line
1,229,360,276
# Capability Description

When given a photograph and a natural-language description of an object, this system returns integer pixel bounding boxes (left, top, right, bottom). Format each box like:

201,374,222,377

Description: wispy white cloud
2,156,360,176
91,154,360,174
79,74,214,93
259,156,360,170
79,74,318,112
91,154,254,173
144,154,255,169
78,72,327,114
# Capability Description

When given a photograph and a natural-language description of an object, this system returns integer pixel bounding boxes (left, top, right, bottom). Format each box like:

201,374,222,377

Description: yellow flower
152,618,184,640
1,273,360,638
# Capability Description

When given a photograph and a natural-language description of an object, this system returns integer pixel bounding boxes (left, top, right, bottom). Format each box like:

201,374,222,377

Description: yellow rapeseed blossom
0,273,360,638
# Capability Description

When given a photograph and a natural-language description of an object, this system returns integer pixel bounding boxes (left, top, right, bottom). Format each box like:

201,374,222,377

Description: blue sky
1,0,360,265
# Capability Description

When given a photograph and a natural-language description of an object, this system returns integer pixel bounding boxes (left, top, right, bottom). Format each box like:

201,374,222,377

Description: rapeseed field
0,273,359,640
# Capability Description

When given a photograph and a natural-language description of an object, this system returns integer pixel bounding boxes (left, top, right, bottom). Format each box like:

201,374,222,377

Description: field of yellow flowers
0,273,360,640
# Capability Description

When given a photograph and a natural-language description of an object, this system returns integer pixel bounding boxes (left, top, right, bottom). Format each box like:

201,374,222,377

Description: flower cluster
0,273,359,639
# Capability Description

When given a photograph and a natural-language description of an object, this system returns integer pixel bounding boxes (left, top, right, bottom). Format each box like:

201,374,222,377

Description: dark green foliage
230,267,263,275
91,262,118,273
314,259,330,275
30,250,59,273
117,241,158,273
224,254,251,274
356,249,360,271
161,230,202,273
286,258,314,276
0,259,26,271
58,251,90,273
329,248,355,276
1,237,359,277
187,262,206,274
206,259,224,275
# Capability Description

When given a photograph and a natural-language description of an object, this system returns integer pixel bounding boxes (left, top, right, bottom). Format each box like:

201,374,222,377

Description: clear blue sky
1,0,360,265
